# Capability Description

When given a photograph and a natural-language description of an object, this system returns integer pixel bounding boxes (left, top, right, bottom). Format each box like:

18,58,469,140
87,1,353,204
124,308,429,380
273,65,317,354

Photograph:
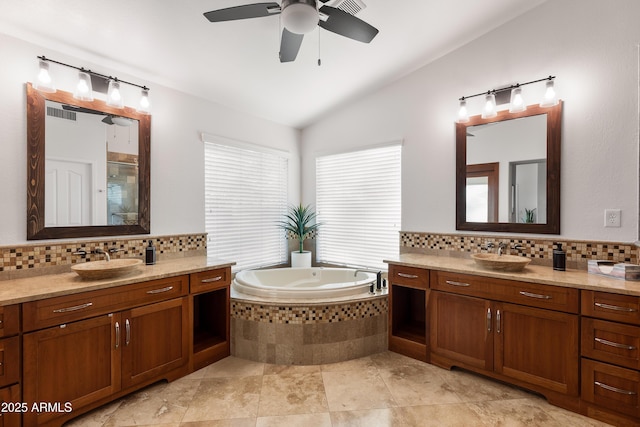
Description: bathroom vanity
0,257,232,426
387,254,640,427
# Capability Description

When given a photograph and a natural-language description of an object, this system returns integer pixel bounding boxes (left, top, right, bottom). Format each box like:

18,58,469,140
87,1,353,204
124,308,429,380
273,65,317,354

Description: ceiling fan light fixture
281,0,318,34
111,116,134,127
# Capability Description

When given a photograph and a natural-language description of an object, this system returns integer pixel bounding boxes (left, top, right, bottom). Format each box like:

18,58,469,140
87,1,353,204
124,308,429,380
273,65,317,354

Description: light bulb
138,88,150,114
107,80,124,109
457,99,469,123
74,71,94,101
481,93,497,119
509,87,526,113
540,80,558,107
34,60,56,93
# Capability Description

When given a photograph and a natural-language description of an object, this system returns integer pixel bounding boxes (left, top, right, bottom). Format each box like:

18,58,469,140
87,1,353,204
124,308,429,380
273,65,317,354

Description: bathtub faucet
355,269,382,289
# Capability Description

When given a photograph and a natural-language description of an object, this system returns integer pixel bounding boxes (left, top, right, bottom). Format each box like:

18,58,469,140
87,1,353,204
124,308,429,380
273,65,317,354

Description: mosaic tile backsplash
232,297,388,324
1,231,637,278
0,233,207,279
400,231,638,269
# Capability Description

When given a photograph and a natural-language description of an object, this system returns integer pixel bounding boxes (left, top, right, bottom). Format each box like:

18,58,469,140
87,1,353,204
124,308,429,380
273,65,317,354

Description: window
316,143,401,270
204,135,288,271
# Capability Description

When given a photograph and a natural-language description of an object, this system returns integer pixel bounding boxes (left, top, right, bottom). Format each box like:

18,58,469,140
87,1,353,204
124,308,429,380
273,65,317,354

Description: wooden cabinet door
430,291,493,371
0,384,22,427
0,337,20,389
494,302,579,396
23,314,121,426
121,297,189,389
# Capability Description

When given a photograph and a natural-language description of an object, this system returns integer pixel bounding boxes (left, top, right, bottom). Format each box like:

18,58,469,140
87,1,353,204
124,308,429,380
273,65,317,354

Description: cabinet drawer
190,268,231,294
0,305,19,338
0,337,20,388
582,317,640,370
23,275,188,331
431,271,579,313
582,358,640,418
388,265,429,289
582,291,640,325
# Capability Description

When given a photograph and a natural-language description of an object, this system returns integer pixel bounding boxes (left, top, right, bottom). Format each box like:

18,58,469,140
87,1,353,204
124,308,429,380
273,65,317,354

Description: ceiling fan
61,105,134,126
203,0,379,62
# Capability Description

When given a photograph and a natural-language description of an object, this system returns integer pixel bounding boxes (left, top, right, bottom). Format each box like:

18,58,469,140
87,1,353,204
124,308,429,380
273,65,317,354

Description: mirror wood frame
456,101,562,234
26,83,151,240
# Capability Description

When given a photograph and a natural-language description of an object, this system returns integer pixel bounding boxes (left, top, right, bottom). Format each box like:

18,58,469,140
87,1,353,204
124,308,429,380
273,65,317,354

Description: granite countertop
0,256,235,306
385,253,640,297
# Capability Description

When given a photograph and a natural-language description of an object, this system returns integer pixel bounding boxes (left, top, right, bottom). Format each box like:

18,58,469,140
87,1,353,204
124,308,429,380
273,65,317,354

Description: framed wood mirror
456,101,562,234
26,83,150,240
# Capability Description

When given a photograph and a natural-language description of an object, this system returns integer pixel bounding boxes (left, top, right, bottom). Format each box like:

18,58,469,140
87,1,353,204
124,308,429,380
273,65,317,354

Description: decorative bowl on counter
471,253,531,272
71,258,143,280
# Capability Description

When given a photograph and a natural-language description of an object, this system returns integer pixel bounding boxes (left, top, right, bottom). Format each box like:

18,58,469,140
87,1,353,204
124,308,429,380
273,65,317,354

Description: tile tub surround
400,231,638,270
0,233,207,280
231,293,388,365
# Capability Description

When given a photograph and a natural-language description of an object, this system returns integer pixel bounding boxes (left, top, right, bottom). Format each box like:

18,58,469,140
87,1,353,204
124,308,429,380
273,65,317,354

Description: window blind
316,143,401,270
204,138,288,271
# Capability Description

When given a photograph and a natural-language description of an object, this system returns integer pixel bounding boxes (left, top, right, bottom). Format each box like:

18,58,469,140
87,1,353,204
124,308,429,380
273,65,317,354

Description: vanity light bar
34,55,151,114
457,75,556,123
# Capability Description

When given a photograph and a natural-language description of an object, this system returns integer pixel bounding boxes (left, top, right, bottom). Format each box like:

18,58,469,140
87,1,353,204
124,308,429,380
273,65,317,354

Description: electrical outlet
604,209,621,227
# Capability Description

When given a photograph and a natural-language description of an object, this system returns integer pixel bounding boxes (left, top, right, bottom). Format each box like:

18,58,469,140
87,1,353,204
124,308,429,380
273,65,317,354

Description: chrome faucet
93,248,110,262
498,242,507,256
354,269,382,289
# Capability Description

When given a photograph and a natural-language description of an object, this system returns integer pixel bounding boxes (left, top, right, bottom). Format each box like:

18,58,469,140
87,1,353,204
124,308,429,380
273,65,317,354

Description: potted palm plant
278,204,320,268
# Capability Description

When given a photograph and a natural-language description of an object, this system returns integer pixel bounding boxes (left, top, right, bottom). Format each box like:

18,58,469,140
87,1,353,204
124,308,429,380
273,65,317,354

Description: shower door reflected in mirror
107,158,139,225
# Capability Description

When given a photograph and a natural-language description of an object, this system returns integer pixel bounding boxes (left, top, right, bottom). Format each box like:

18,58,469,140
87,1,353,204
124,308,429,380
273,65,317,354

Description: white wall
301,0,640,242
0,33,301,245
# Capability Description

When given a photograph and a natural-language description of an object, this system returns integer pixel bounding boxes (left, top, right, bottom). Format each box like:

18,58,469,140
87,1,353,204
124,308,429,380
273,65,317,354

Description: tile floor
67,352,612,426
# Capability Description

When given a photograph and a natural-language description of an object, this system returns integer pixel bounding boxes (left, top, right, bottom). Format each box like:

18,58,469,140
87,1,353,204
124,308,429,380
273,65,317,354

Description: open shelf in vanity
388,264,430,362
190,267,231,371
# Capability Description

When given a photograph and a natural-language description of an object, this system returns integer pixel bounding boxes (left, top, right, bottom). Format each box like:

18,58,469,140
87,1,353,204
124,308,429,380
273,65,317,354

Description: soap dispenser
553,242,566,271
145,240,156,265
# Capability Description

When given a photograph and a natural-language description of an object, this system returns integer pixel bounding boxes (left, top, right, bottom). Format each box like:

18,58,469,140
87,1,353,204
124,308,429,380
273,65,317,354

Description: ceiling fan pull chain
318,27,322,66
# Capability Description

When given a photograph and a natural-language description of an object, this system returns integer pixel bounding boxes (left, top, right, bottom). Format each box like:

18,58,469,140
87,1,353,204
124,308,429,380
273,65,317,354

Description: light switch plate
604,209,621,227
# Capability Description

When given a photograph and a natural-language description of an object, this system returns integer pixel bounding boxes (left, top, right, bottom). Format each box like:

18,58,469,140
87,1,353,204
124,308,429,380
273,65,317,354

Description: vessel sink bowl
72,258,143,280
471,253,531,272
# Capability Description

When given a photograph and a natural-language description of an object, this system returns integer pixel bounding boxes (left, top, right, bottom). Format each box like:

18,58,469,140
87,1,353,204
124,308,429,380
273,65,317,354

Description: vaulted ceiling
0,0,547,128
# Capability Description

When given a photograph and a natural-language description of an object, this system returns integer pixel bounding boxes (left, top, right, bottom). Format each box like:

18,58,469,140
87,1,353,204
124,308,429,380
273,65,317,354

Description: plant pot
291,251,311,268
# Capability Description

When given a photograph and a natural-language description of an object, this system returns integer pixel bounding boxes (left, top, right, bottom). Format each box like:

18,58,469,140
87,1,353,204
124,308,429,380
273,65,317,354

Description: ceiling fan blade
62,105,104,115
204,3,281,22
318,5,378,43
279,28,304,63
